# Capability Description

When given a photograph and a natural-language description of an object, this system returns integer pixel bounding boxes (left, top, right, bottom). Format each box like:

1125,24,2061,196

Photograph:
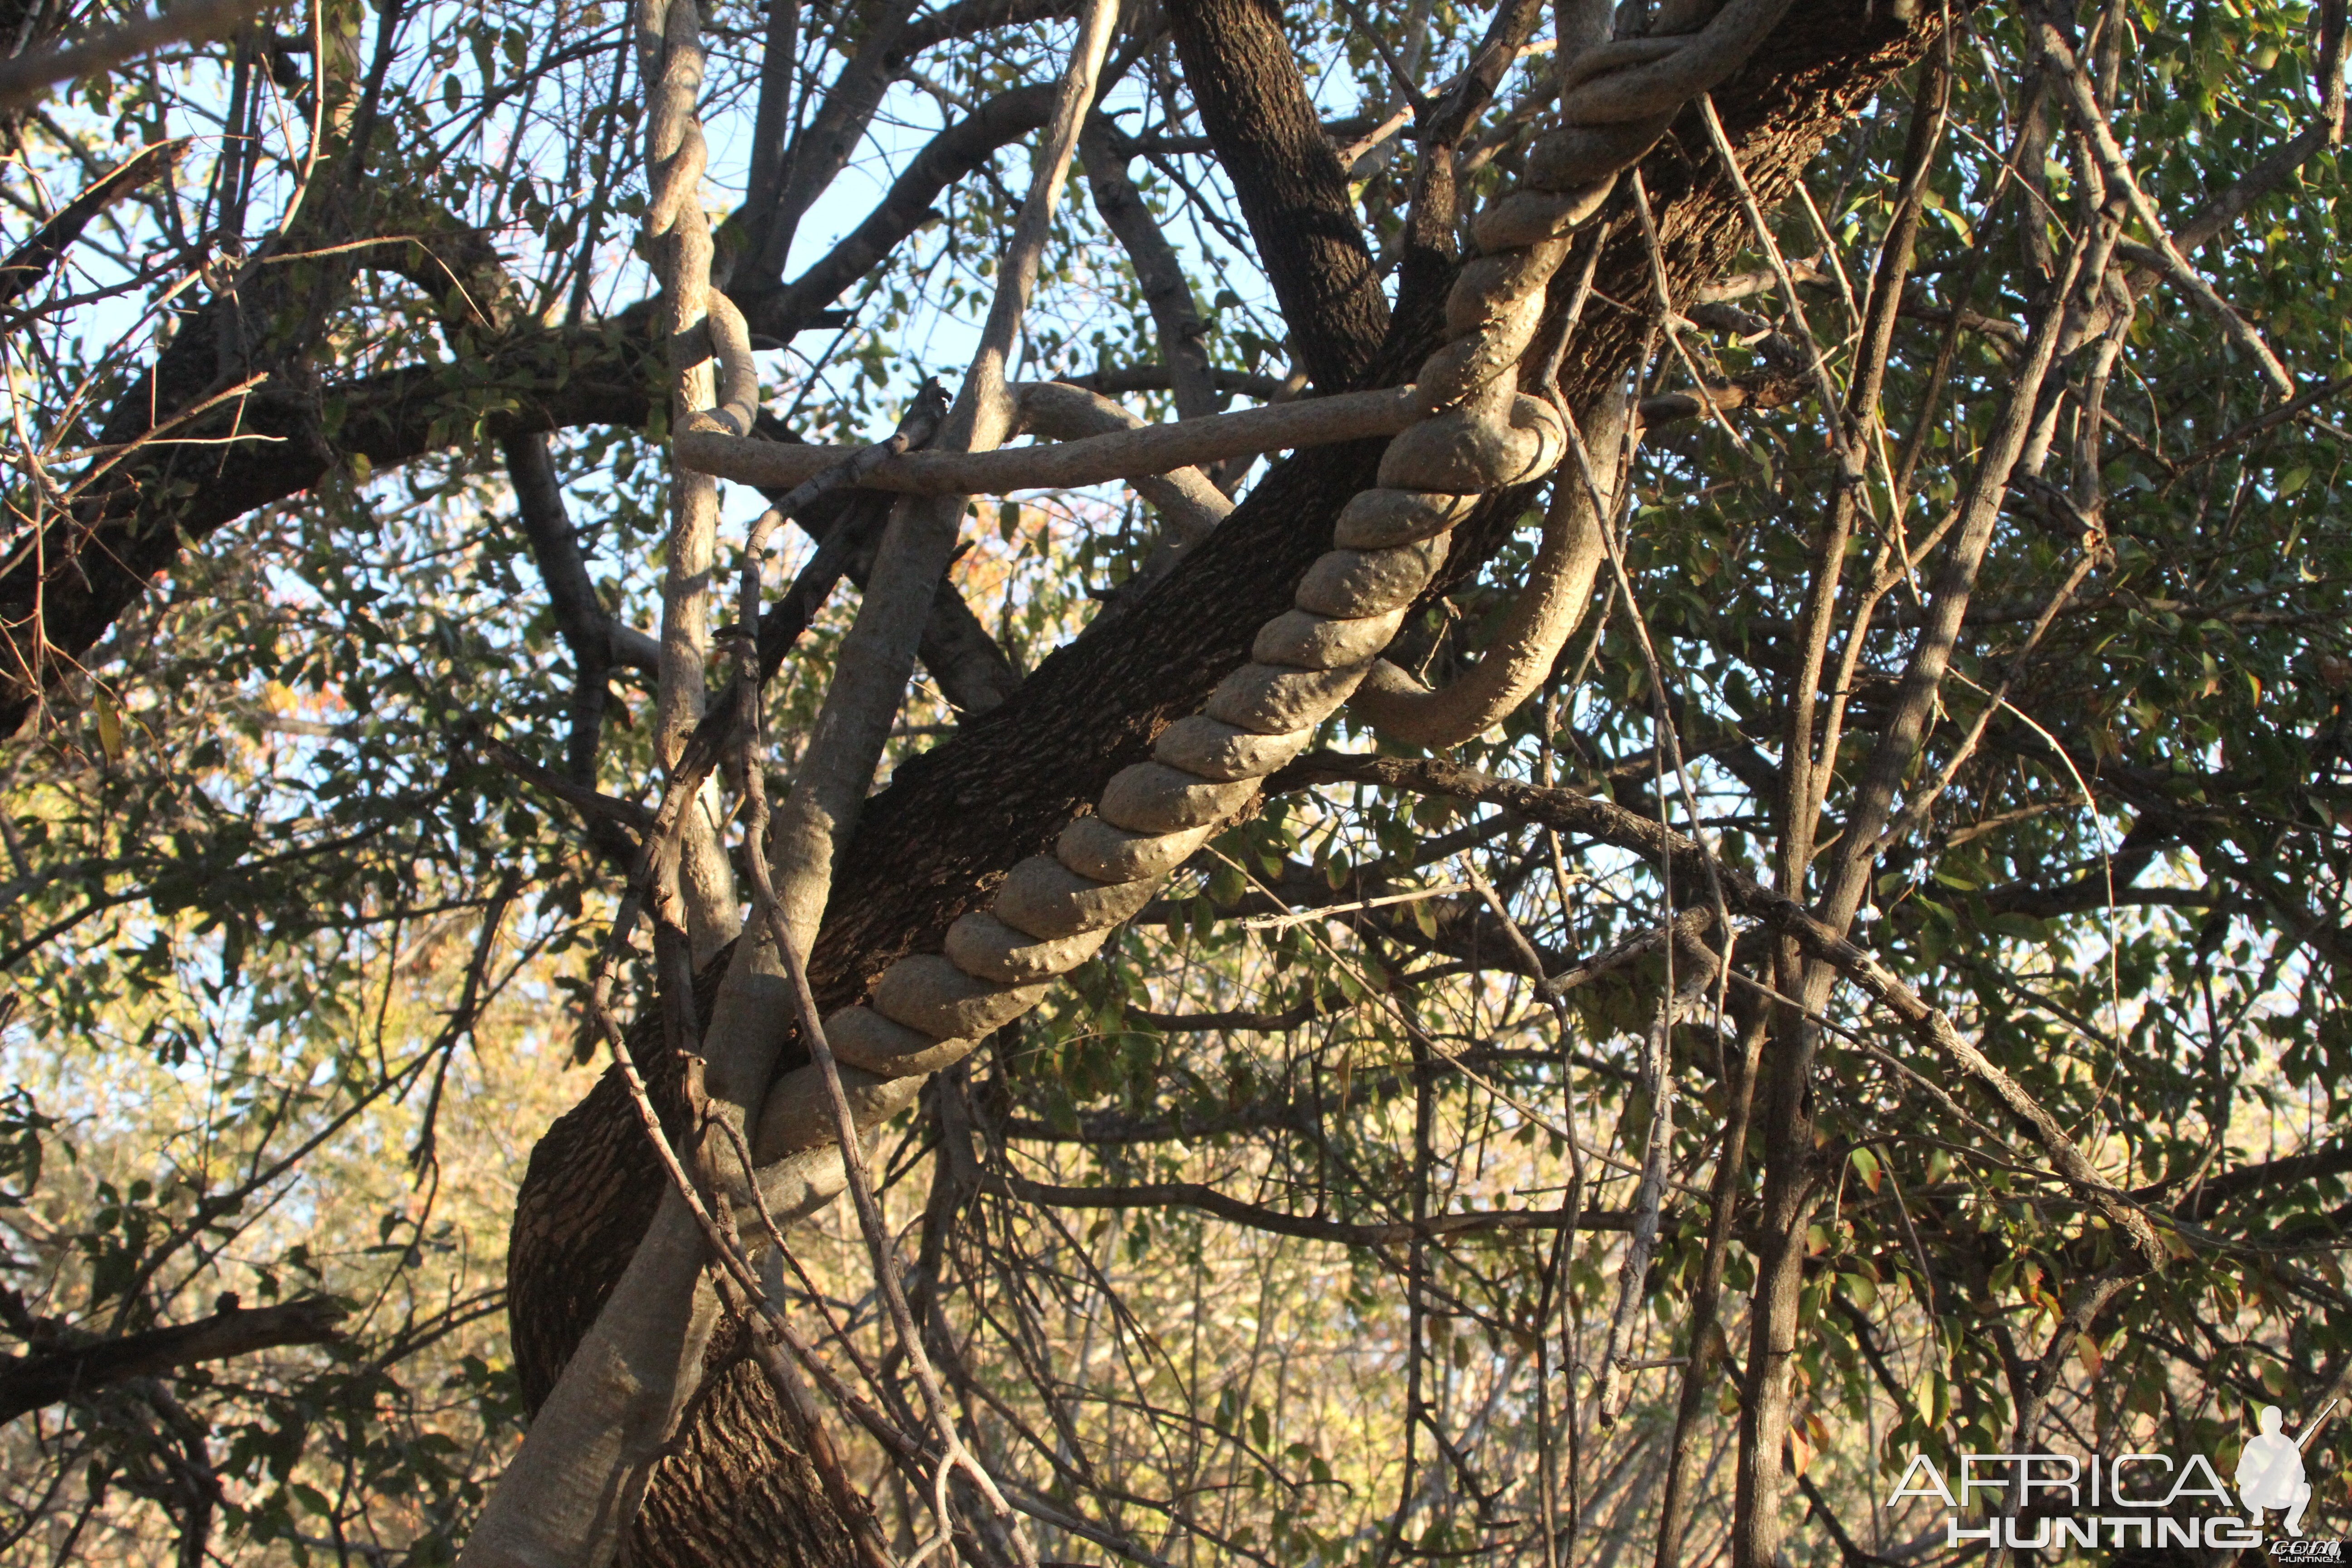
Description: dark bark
753,0,924,282
0,0,66,130
0,139,179,309
0,267,352,736
1081,112,1221,420
747,449,1023,715
911,570,1023,714
0,0,59,58
748,0,1094,282
0,301,1018,740
0,1297,346,1424
1164,0,1390,390
505,432,625,793
506,982,867,1567
2147,1131,2352,1226
999,1170,1632,1243
625,1330,866,1568
0,239,637,739
893,0,1077,59
505,10,1948,1560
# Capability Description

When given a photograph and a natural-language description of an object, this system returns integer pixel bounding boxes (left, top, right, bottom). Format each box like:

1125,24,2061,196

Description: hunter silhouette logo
1886,1396,2342,1553
2240,1400,2332,1539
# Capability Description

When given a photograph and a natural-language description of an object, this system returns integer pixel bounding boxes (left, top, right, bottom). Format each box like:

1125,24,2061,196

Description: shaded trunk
624,1329,868,1567
506,975,869,1565
1163,0,1390,390
505,8,1948,1558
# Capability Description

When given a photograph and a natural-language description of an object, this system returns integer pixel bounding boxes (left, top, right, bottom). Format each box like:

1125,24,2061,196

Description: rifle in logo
1886,1395,2343,1552
2243,1400,2340,1540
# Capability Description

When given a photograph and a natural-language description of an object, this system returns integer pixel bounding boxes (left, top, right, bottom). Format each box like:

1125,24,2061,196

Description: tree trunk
506,7,1950,1557
623,1332,867,1567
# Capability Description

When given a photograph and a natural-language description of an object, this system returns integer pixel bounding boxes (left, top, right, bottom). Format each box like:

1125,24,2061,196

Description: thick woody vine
537,0,2178,1553
766,0,1790,1164
737,0,2167,1273
673,0,2169,1399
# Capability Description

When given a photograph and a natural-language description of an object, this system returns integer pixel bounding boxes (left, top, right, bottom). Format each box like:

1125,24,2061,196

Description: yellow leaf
93,695,123,763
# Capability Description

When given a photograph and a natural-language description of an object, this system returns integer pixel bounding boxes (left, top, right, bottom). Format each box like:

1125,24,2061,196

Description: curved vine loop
639,0,759,444
1348,388,1629,747
755,0,1798,1165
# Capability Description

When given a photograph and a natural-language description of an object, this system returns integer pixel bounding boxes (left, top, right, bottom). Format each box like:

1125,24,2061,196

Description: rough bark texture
505,977,874,1568
623,1326,864,1568
1164,0,1391,390
506,8,1943,1558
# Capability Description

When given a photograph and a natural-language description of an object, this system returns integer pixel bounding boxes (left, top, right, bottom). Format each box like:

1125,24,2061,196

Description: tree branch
0,1297,347,1425
748,83,1060,338
675,384,1421,495
1275,751,2169,1269
502,432,644,797
990,1170,1631,1244
1079,112,1220,421
0,0,258,113
0,138,180,310
1164,0,1387,389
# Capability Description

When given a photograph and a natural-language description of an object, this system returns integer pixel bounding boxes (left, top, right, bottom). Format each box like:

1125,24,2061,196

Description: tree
1,0,2349,1561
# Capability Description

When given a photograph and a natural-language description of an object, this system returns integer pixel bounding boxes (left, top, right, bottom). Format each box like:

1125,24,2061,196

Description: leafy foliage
0,0,2348,1562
